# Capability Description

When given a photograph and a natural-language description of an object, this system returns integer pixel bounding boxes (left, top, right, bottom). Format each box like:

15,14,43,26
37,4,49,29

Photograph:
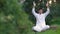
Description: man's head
38,8,44,14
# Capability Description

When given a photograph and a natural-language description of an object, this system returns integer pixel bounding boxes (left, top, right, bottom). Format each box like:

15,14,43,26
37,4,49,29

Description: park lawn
26,24,60,34
36,25,60,34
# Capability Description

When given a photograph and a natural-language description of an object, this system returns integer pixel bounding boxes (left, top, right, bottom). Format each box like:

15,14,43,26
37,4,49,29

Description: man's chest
36,14,45,19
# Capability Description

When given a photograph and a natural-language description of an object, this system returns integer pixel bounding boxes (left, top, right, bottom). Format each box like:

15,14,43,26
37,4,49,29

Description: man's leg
41,25,50,32
32,26,42,32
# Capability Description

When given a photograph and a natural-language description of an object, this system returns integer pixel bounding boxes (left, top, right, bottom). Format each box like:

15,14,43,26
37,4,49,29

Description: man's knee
32,26,42,32
46,25,50,28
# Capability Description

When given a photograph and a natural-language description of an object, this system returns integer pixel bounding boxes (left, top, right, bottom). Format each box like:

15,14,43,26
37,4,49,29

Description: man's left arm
44,2,50,16
44,7,50,16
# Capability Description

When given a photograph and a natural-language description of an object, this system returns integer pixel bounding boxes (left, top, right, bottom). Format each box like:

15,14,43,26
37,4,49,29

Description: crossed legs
32,25,50,32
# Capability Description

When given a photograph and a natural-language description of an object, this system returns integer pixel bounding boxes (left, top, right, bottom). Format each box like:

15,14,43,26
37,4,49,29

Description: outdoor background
0,0,60,34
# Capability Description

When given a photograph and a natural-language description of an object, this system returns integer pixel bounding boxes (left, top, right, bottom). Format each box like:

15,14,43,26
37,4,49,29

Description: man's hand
46,2,49,8
33,1,36,7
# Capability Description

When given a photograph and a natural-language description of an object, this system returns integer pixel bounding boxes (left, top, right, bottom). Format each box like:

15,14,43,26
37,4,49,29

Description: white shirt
32,7,50,32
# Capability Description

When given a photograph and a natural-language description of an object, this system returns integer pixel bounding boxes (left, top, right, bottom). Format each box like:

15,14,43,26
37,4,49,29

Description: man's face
38,9,43,14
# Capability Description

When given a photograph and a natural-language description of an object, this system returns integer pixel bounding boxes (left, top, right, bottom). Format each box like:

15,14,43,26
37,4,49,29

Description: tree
0,0,24,34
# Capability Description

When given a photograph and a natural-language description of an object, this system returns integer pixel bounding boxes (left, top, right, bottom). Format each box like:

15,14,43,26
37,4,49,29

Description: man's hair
37,8,44,12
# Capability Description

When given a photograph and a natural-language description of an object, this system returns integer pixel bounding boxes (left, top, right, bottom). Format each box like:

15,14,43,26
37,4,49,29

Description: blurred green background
0,0,60,34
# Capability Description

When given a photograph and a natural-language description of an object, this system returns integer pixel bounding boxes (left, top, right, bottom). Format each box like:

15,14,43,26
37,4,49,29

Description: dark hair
35,8,44,13
37,8,44,12
37,7,47,13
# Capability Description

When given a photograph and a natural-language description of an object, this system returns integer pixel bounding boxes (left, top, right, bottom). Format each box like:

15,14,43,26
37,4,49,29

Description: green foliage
0,0,23,34
0,0,60,34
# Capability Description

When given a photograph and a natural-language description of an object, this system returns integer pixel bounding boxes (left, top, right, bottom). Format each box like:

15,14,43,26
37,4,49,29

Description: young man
32,2,50,32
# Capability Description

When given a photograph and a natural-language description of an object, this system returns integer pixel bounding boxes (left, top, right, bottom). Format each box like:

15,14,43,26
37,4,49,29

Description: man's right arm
32,7,38,17
32,1,38,17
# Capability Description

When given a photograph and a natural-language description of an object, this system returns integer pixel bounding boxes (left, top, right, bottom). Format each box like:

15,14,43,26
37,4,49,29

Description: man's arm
44,7,50,16
32,7,38,16
32,1,38,17
44,2,50,16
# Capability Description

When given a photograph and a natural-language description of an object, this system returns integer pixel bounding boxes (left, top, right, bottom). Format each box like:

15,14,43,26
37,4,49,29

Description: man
32,2,50,32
